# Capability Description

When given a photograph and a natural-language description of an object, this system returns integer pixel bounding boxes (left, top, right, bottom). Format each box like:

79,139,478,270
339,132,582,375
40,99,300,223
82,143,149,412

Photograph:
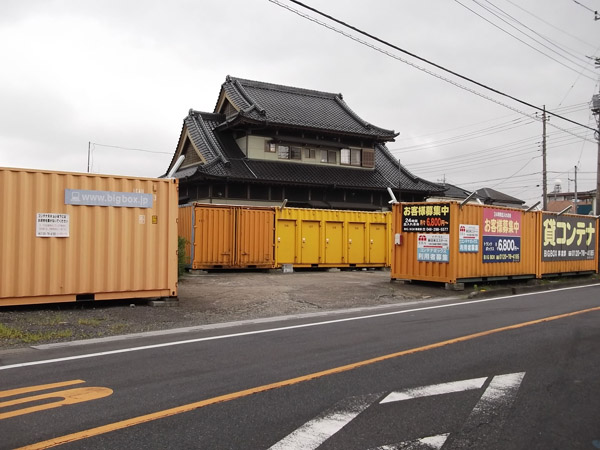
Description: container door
194,206,234,268
325,222,344,264
301,221,320,264
237,209,274,267
348,222,366,264
369,223,387,264
276,219,296,264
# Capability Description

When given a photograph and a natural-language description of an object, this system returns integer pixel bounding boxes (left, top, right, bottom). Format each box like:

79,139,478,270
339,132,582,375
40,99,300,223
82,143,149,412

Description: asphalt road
2,284,600,449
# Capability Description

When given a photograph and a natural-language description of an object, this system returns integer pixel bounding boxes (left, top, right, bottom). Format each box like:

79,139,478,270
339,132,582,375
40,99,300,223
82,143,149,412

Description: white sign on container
36,213,70,237
417,233,450,263
459,224,479,253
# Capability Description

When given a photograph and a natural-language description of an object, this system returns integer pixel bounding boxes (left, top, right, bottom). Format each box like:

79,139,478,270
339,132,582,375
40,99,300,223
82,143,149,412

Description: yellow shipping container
0,167,179,306
275,208,392,268
179,204,275,269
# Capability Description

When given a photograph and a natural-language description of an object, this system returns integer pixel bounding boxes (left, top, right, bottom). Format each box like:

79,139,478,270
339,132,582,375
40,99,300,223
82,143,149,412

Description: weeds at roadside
0,323,73,343
78,318,104,326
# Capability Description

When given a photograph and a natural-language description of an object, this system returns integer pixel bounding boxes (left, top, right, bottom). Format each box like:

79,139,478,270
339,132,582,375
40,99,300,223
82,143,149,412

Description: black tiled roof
172,110,442,194
476,187,525,205
437,183,485,200
216,76,398,140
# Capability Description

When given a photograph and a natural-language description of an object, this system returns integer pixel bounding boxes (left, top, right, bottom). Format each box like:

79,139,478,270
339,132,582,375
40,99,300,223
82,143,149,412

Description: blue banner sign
482,236,521,262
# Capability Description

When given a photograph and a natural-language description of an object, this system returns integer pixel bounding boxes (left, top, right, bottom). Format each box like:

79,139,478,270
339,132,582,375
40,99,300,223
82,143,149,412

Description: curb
467,279,600,299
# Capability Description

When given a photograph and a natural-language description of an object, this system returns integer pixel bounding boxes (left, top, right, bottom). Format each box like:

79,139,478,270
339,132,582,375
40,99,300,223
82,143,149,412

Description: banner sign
541,215,596,261
417,233,450,263
402,203,450,233
482,208,521,263
459,224,479,253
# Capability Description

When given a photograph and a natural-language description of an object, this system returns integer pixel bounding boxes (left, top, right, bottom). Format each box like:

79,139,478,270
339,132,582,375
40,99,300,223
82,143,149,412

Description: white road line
268,393,381,450
446,372,526,449
369,433,450,450
1,284,598,371
380,377,487,403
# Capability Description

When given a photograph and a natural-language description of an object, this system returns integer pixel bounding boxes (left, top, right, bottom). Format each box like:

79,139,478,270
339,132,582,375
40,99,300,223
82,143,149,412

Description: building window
304,148,316,159
277,145,290,159
250,184,270,200
351,149,361,166
290,147,302,160
341,148,364,166
228,183,247,199
271,186,284,201
340,148,351,165
265,142,276,153
362,148,375,168
321,149,336,164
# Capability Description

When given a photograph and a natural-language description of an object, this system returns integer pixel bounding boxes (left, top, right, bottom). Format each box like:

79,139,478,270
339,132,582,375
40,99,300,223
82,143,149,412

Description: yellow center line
18,305,600,450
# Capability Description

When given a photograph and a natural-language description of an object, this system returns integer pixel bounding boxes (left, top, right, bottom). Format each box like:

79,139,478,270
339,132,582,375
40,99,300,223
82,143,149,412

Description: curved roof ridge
334,96,397,137
231,77,266,115
189,111,229,165
229,76,339,100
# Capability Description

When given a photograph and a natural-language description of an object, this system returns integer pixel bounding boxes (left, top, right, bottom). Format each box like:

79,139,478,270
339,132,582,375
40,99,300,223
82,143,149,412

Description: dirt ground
0,269,449,350
0,269,597,350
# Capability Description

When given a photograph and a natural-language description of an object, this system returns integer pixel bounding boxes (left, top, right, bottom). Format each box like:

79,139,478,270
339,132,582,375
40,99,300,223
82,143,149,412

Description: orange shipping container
179,204,275,269
537,213,598,277
391,202,538,284
0,167,179,306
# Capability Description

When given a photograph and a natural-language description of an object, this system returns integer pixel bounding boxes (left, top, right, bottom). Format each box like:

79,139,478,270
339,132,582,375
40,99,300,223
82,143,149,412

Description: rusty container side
538,214,598,277
191,204,235,269
236,206,276,268
0,167,178,306
275,207,391,268
178,205,194,266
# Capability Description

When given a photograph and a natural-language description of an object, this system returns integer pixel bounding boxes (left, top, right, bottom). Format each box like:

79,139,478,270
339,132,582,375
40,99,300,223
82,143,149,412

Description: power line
571,0,600,20
91,142,172,155
501,0,597,49
455,0,596,77
481,0,595,63
273,0,597,133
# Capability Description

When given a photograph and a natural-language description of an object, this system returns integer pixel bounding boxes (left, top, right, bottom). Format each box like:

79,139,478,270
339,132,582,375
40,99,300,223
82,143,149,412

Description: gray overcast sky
1,0,598,205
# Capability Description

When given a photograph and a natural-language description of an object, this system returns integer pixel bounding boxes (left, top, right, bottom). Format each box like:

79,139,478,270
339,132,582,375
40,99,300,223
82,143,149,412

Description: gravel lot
0,269,447,350
0,269,597,350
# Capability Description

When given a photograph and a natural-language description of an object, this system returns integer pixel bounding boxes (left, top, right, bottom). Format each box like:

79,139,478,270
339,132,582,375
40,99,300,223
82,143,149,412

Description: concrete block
445,282,465,291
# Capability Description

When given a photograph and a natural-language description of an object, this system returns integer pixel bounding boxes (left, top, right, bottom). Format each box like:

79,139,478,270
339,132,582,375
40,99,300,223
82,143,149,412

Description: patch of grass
0,323,22,340
110,323,127,333
78,318,103,326
0,323,73,343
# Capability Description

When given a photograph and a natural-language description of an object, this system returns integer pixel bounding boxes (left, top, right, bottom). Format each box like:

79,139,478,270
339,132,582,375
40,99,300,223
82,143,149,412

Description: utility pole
542,106,548,211
574,165,578,214
87,141,91,173
593,94,600,215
